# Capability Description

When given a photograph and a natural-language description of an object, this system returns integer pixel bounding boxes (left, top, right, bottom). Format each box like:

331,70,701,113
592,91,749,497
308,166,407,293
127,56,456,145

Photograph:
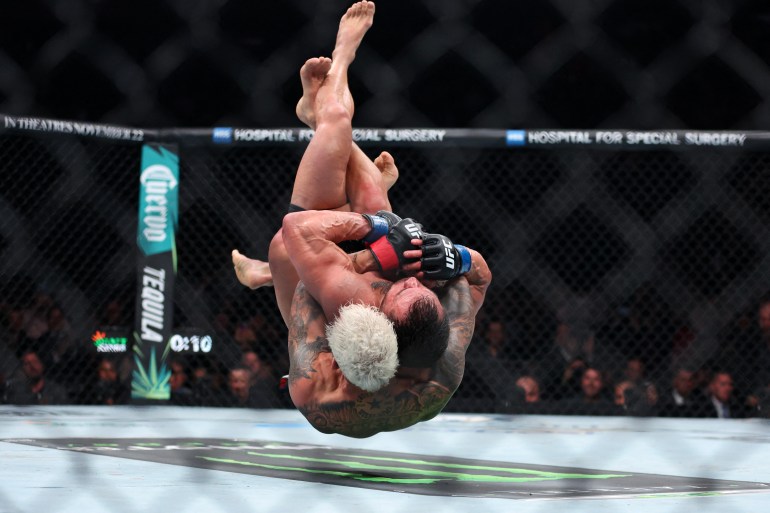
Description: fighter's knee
315,102,351,128
268,229,287,260
352,186,388,214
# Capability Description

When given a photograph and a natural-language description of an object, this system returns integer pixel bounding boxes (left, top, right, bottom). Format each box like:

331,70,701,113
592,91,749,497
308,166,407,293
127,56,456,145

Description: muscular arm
420,248,492,418
281,210,379,321
286,284,331,392
464,248,492,317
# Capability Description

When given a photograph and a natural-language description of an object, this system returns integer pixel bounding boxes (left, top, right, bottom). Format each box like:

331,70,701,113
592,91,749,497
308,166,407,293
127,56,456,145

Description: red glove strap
369,236,399,271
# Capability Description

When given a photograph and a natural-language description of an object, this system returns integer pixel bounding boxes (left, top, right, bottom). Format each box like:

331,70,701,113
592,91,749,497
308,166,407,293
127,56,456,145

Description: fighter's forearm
282,210,372,259
464,248,492,290
350,250,379,274
432,279,475,392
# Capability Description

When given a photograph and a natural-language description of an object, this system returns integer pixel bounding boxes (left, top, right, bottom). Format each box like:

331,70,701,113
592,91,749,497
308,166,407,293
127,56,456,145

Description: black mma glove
361,211,403,243
420,233,472,280
368,218,424,272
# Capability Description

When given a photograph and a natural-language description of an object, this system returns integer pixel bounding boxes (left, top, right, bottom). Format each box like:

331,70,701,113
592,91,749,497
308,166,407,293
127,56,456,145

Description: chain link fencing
1,120,769,420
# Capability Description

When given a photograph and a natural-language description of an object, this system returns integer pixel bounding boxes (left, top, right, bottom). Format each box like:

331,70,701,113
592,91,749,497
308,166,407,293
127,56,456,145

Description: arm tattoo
432,279,475,393
287,284,330,386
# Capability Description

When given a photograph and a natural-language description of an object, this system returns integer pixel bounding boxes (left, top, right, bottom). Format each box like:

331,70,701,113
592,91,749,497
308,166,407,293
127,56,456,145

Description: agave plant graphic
132,345,171,399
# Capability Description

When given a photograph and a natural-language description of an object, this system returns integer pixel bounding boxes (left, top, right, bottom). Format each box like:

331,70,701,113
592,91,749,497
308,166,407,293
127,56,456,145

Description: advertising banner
131,144,179,401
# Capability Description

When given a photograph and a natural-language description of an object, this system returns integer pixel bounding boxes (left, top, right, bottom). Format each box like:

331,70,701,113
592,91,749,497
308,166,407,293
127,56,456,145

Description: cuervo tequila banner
132,144,179,401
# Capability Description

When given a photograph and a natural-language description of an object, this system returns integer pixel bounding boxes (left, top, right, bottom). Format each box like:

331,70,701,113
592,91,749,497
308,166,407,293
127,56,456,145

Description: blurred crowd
2,289,770,419
454,294,770,419
0,292,291,409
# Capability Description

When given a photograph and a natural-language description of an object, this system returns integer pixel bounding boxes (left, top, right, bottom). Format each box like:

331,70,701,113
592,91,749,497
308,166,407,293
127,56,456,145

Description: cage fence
1,119,769,421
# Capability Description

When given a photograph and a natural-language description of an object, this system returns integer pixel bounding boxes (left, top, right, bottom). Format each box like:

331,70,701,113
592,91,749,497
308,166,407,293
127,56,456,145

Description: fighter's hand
401,240,445,288
420,233,472,281
368,218,424,272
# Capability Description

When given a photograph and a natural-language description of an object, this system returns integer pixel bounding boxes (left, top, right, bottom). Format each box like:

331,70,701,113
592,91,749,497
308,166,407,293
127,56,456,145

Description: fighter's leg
232,250,273,289
298,60,396,214
233,57,340,312
374,151,398,191
346,148,395,213
288,58,348,211
268,229,296,326
269,2,376,323
289,1,374,211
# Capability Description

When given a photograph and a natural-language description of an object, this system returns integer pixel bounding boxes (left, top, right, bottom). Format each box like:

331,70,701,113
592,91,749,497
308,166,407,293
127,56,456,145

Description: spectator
464,319,519,409
3,350,69,405
224,363,284,409
46,305,82,388
747,384,770,418
496,374,544,414
0,344,18,399
614,380,634,408
0,306,25,356
473,319,512,360
224,367,254,407
217,321,258,370
538,300,623,401
241,351,287,408
623,357,646,384
0,308,21,391
91,357,129,405
101,298,129,326
169,358,196,406
614,379,658,416
233,323,258,353
21,292,52,342
241,349,275,386
719,298,770,397
188,357,229,406
657,367,704,417
556,367,618,415
516,375,541,404
691,370,747,418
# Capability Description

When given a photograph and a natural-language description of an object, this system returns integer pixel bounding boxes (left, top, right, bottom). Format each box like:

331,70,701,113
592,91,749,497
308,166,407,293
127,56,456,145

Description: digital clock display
169,334,213,353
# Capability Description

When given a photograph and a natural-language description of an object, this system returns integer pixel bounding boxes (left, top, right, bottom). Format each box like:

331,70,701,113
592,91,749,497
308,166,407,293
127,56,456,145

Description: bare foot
296,57,331,129
330,1,375,70
374,151,399,191
232,250,273,289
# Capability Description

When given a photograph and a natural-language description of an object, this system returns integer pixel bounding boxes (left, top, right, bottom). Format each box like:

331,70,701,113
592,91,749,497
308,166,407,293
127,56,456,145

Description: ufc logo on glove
404,222,422,239
442,238,456,270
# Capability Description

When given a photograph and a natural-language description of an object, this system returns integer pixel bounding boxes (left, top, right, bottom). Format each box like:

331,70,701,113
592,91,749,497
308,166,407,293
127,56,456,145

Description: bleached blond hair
326,303,399,392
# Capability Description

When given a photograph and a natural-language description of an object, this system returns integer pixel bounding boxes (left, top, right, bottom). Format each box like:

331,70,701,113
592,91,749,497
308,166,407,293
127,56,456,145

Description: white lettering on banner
140,267,166,343
233,129,296,142
1,115,143,141
384,129,447,142
353,129,382,141
96,344,127,353
298,129,314,142
625,132,681,145
140,165,177,243
596,131,623,144
684,132,746,147
527,131,593,144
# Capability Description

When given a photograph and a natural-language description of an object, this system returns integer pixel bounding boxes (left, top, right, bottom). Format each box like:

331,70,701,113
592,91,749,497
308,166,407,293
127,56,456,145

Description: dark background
1,0,769,129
